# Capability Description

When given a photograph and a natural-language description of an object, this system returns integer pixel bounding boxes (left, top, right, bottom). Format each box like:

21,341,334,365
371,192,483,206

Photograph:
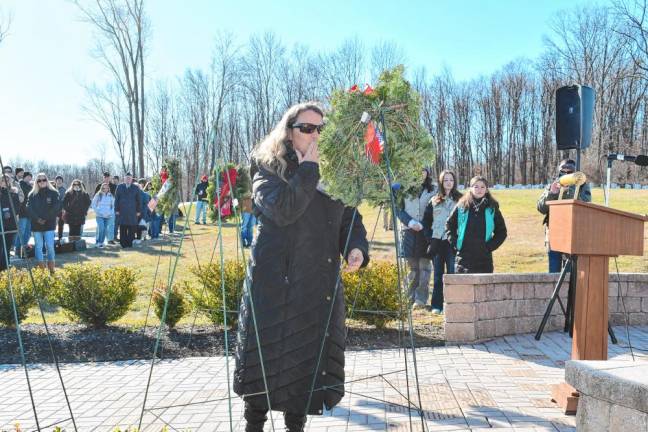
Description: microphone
636,155,648,166
607,153,648,166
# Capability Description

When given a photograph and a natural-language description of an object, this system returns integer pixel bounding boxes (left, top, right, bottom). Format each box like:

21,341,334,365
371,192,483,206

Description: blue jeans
432,242,456,310
106,214,115,241
149,213,161,238
168,213,177,233
240,212,256,247
33,230,55,262
195,201,207,223
95,216,110,245
14,217,31,250
548,250,564,273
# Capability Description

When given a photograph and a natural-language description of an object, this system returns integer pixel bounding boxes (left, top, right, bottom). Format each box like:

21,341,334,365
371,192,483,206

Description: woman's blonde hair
66,178,86,194
251,101,324,181
30,173,57,196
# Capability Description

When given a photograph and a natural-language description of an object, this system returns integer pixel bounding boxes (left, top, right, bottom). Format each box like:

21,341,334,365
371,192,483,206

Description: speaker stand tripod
535,256,617,344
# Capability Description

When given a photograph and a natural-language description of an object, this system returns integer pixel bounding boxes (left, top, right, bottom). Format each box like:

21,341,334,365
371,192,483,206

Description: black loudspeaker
555,85,595,150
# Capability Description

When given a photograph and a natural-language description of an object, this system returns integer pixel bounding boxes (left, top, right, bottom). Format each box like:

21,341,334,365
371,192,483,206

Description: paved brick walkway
1,325,647,431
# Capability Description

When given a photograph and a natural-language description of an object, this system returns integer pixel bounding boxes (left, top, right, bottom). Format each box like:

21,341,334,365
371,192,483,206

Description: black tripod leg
566,257,577,337
608,323,618,344
535,258,571,341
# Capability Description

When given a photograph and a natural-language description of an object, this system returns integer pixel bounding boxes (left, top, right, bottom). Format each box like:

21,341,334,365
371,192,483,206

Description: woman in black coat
0,175,20,271
27,173,61,273
446,176,507,273
62,179,91,241
234,102,369,432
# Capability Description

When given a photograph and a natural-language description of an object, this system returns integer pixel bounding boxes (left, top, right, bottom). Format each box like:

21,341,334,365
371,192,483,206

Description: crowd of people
395,158,586,316
397,168,508,314
0,167,167,273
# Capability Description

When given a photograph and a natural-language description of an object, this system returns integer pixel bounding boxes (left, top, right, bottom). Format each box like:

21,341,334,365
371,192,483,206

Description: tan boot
47,261,55,275
36,262,47,270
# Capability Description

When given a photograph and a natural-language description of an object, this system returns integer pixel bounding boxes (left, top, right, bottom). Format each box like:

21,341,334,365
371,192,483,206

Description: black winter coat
27,188,61,232
195,181,209,202
446,200,507,273
114,183,142,226
18,180,32,218
1,188,20,233
233,150,369,415
63,190,91,226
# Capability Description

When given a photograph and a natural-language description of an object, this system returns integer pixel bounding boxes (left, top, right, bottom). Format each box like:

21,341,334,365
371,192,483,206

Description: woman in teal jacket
445,176,507,273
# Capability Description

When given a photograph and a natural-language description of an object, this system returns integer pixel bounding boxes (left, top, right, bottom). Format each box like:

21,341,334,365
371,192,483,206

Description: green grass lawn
23,188,648,327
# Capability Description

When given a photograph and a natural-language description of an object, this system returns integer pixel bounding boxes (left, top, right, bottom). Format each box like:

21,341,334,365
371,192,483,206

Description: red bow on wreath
160,168,169,184
214,168,238,217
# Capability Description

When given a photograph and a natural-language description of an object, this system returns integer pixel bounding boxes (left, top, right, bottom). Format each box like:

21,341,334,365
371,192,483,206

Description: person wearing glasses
0,175,20,271
63,179,91,242
26,173,61,273
233,102,369,432
537,158,591,272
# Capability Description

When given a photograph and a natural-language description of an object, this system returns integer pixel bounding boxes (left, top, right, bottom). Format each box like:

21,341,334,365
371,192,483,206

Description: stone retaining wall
443,273,648,343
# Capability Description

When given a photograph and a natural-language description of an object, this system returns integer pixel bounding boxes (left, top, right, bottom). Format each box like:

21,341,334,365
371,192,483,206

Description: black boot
244,402,267,432
284,412,307,432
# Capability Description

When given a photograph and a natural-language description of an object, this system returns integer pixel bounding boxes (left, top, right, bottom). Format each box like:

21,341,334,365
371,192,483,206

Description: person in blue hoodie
446,176,507,274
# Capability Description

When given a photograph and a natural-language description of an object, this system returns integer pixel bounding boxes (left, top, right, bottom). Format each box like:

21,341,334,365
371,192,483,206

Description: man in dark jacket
194,175,209,224
1,175,20,271
537,159,591,272
13,172,33,257
95,171,117,195
54,175,67,242
114,172,141,248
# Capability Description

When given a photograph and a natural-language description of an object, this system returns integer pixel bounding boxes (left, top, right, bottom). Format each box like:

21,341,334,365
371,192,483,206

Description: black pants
119,225,136,248
57,213,65,240
68,224,82,237
1,233,15,271
244,402,307,431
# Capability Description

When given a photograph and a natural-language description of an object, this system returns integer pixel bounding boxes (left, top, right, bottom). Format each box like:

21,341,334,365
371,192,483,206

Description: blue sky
0,0,596,167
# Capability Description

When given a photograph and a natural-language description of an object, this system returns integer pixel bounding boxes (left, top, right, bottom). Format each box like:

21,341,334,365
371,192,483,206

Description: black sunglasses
37,179,47,183
291,123,324,134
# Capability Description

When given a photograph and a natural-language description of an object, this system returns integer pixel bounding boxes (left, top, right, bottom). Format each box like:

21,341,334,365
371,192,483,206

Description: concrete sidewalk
1,325,647,431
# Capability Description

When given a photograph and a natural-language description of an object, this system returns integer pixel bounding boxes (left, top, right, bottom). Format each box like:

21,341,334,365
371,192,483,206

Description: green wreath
151,157,182,217
207,163,252,222
318,66,434,207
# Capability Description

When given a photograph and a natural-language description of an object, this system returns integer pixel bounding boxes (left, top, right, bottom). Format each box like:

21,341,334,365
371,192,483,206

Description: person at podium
537,158,591,272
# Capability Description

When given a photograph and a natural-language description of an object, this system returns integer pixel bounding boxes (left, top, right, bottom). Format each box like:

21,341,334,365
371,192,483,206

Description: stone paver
1,325,647,431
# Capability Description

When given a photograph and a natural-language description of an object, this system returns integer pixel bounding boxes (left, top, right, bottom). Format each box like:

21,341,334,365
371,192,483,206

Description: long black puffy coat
63,190,91,226
233,149,369,415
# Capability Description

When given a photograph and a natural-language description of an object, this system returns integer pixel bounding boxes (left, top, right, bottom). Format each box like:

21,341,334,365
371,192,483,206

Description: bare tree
75,0,149,177
0,8,11,45
370,40,406,81
82,82,131,173
615,0,648,77
208,32,240,171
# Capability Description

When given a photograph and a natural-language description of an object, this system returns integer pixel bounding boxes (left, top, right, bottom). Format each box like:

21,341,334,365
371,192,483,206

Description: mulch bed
0,318,445,364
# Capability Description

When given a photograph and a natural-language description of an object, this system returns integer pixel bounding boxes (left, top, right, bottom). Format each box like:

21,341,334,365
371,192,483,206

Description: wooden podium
546,199,647,413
